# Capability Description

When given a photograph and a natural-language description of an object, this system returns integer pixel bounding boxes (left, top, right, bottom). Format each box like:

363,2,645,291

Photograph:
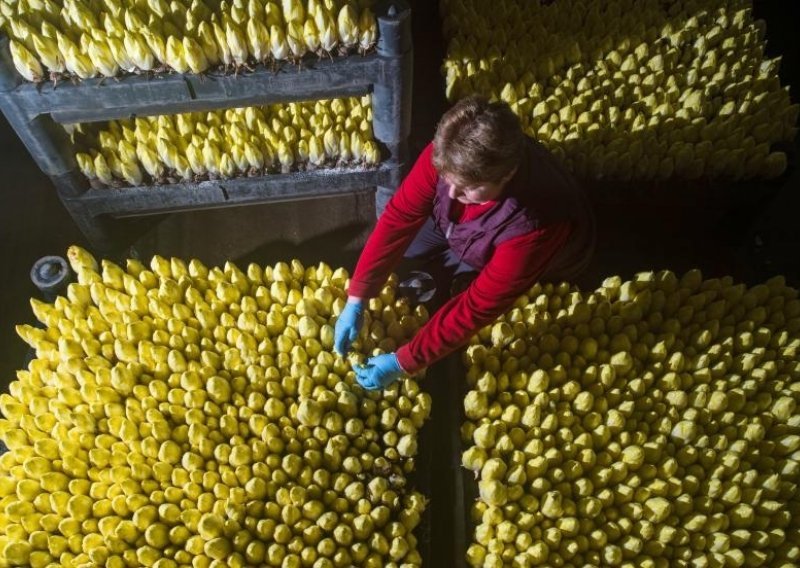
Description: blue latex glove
355,353,404,390
334,299,364,356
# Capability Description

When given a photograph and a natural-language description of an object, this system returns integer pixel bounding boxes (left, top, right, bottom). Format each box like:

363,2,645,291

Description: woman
335,96,596,389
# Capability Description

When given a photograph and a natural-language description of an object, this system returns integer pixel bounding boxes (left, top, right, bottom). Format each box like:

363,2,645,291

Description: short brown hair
432,96,524,184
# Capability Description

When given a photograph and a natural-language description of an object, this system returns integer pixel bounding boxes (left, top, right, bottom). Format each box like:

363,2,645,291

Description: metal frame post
373,0,413,217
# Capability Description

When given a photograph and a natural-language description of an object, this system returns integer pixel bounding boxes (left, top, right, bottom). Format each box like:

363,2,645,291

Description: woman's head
433,96,524,203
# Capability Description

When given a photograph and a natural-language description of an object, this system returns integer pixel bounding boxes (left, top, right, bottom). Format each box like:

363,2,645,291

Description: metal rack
0,0,412,249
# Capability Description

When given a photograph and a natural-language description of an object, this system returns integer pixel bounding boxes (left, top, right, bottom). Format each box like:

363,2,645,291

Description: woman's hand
334,298,364,355
355,353,404,390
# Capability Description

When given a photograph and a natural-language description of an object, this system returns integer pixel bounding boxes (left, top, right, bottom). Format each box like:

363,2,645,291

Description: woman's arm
348,143,439,299
396,221,572,373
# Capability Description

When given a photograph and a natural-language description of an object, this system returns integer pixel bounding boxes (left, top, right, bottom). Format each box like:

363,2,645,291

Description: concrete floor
0,0,798,564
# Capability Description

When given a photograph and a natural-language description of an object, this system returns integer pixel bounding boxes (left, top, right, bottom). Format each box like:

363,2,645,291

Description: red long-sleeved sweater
348,143,571,373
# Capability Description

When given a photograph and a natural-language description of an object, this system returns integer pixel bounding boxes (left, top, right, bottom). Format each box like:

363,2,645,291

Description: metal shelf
8,55,390,125
71,165,400,217
0,0,412,250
